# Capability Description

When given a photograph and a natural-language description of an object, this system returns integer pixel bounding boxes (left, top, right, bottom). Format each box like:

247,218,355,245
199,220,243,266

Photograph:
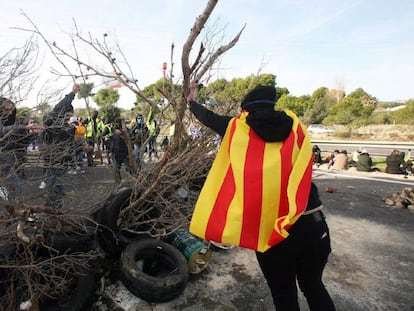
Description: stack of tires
2,187,207,309
96,187,192,303
0,219,100,311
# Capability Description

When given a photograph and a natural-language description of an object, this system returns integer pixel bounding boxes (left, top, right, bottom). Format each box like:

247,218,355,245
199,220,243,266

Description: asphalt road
17,162,414,310
103,166,414,311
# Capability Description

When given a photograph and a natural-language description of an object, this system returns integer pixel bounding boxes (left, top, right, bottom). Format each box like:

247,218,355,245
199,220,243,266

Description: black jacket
188,101,321,211
356,153,373,172
43,92,75,127
110,133,129,161
385,153,406,174
41,92,76,163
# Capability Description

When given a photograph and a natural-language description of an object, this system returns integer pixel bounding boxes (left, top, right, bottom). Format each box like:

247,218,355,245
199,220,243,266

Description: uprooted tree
0,0,247,308
16,0,246,234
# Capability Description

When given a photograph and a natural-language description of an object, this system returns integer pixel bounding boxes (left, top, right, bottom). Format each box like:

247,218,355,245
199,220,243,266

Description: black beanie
241,86,276,110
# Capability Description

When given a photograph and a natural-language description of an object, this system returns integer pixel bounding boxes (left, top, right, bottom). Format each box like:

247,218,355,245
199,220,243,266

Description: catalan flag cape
189,110,313,252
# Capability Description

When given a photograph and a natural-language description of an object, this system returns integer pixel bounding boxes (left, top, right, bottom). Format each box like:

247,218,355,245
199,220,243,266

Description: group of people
313,145,413,175
110,109,160,183
0,83,163,207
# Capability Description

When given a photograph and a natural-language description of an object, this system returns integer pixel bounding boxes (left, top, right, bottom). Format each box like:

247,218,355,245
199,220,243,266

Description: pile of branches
0,201,101,310
0,0,247,308
118,130,217,238
0,127,217,310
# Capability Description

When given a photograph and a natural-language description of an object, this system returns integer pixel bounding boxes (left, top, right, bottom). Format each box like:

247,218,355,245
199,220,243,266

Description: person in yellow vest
69,116,86,174
83,110,104,166
101,120,114,166
146,107,159,160
187,80,335,310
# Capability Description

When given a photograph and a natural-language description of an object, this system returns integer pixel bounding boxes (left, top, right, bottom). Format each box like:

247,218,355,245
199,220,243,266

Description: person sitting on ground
312,144,322,167
348,149,361,167
405,149,412,162
403,149,413,175
356,149,375,172
385,149,408,175
332,150,348,170
327,150,339,169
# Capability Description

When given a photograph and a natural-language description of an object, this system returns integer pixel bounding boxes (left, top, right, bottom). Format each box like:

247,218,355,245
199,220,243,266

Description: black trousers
256,212,336,311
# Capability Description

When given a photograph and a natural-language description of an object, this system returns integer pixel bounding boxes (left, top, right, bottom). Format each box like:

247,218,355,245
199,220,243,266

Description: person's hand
72,83,80,94
187,79,197,102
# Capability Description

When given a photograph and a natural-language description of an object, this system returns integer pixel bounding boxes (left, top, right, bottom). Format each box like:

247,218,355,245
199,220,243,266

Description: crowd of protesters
0,83,164,208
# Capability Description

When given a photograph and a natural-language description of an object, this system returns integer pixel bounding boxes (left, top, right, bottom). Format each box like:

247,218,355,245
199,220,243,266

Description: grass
372,157,386,171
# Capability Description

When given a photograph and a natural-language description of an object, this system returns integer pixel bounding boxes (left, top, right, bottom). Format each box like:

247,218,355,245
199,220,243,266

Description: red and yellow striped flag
189,110,313,252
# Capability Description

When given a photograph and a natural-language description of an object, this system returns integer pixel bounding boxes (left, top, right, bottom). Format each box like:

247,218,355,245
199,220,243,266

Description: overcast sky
1,0,413,109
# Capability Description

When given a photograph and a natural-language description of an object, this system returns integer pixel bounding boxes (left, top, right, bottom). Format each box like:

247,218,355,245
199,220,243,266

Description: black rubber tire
96,187,133,257
0,243,15,299
39,263,98,311
0,268,9,301
43,229,97,254
38,217,98,255
96,187,156,257
119,238,189,303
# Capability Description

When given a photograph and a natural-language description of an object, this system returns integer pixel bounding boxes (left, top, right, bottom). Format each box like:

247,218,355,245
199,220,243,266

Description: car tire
39,262,98,311
96,187,134,257
119,238,189,303
96,187,156,257
43,228,97,254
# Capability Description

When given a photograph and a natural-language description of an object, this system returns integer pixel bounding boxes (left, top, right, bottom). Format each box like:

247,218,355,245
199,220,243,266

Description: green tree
389,100,414,124
94,88,120,106
255,73,276,87
277,94,309,117
369,111,393,125
303,87,335,124
139,78,172,104
78,83,94,99
202,73,280,115
202,77,250,115
136,78,182,122
276,87,289,101
99,104,121,123
324,88,377,127
329,89,345,104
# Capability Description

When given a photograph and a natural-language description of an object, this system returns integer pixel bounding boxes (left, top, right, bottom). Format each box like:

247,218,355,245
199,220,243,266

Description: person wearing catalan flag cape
186,80,335,311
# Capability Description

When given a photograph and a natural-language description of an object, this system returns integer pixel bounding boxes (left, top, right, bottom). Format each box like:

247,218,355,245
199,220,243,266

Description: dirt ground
104,166,414,311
